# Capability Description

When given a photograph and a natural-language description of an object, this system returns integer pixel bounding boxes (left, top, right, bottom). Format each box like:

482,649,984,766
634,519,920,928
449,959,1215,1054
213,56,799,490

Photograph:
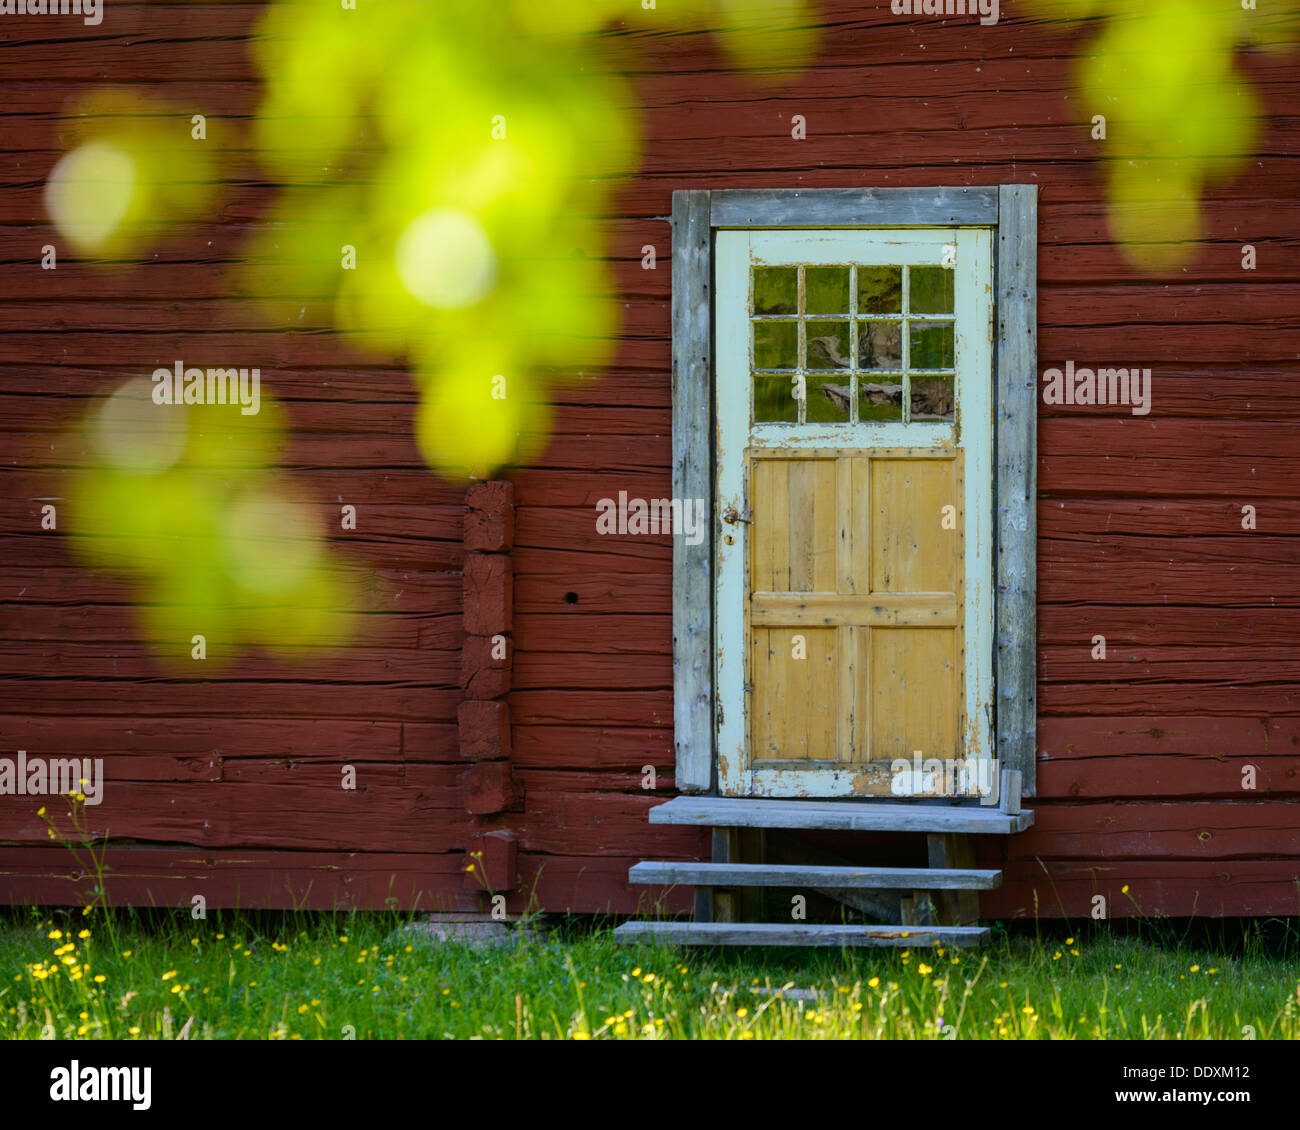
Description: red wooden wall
3,3,1299,918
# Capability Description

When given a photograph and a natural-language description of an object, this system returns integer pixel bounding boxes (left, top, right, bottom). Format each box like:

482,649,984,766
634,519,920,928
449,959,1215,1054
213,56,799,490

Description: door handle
722,506,753,525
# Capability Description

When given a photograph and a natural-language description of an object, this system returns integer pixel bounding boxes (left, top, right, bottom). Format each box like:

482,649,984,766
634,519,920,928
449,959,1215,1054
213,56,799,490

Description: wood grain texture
3,3,1300,915
711,187,998,228
648,796,1034,834
995,184,1039,796
670,189,714,793
629,861,1001,888
613,921,990,946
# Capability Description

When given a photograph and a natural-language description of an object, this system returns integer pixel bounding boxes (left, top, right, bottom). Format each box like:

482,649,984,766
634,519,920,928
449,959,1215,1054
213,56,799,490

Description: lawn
3,909,1299,1040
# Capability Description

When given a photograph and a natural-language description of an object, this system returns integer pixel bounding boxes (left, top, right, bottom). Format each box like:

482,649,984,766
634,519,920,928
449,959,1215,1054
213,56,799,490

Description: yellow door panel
747,448,965,780
749,626,840,761
752,458,839,594
870,457,960,595
870,626,960,761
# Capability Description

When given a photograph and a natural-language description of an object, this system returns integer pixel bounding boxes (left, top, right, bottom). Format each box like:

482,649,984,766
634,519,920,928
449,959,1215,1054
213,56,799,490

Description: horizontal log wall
1,3,1298,916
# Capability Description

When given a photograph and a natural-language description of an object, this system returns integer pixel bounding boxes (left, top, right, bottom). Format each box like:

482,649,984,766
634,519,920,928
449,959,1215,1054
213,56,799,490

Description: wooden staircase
614,771,1031,947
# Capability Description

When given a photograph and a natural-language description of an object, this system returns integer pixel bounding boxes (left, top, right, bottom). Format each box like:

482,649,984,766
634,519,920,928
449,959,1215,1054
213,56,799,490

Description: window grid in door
750,263,957,426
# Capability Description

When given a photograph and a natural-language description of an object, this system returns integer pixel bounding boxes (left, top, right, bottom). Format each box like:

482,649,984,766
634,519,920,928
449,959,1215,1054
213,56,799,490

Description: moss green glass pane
857,266,903,315
858,319,902,370
911,375,955,422
805,321,850,370
754,376,801,423
753,320,798,370
807,377,853,423
753,267,798,315
910,267,955,314
909,322,955,369
805,266,850,315
857,378,904,422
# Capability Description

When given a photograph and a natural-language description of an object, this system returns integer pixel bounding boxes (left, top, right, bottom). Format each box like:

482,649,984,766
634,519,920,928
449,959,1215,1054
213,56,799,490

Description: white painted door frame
714,227,995,799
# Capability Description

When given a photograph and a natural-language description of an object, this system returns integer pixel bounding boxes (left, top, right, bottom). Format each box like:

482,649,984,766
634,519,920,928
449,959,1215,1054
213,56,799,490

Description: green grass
3,909,1299,1039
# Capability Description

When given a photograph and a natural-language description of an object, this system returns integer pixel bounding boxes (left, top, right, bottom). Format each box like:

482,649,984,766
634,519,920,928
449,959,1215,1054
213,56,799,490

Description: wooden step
629,861,1001,889
648,796,1033,834
613,921,990,947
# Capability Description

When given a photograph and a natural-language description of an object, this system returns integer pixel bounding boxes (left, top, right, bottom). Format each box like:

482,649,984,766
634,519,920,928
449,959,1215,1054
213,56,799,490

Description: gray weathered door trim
671,190,715,792
669,186,1038,796
993,185,1038,797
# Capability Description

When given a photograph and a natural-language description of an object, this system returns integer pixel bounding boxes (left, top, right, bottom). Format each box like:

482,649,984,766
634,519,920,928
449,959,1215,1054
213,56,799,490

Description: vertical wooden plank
955,227,996,768
836,456,856,595
712,827,741,923
1000,768,1023,815
790,461,816,590
871,627,958,762
753,626,838,760
751,459,772,592
854,455,871,764
837,625,856,766
768,458,791,591
714,231,754,797
870,456,958,594
750,628,776,759
806,628,839,758
693,883,715,925
738,828,767,921
995,185,1038,796
853,622,871,763
812,460,838,592
927,834,981,926
672,189,713,793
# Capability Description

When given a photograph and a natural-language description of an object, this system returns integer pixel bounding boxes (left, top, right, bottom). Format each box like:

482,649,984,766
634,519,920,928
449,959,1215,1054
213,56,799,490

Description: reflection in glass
753,267,798,315
858,319,902,370
753,319,798,369
909,267,955,314
805,266,850,315
807,377,853,422
910,321,955,369
754,375,801,422
911,375,956,421
857,378,904,422
806,321,850,370
857,266,903,315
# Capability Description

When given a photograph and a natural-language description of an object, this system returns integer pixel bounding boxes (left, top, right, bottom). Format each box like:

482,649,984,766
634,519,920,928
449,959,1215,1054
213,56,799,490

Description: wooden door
715,229,994,798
